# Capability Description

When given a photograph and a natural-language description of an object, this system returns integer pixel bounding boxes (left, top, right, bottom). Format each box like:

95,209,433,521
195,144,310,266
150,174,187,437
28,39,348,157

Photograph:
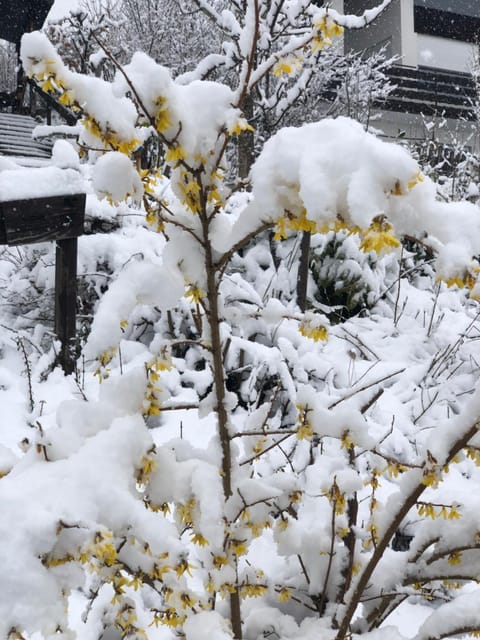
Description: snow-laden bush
2,3,480,640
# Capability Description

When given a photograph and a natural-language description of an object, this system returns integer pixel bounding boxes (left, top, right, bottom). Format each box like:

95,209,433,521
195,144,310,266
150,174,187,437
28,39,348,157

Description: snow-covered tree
4,2,480,640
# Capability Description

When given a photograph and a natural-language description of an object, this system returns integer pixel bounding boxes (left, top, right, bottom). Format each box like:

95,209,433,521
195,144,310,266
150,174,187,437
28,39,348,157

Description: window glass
414,0,478,17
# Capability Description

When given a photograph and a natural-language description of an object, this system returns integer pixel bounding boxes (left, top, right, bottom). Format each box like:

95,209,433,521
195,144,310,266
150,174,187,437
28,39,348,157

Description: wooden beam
55,237,78,375
2,194,86,245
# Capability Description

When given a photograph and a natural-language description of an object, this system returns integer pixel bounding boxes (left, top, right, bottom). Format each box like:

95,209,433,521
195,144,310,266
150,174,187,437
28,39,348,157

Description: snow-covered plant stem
203,212,243,637
336,404,480,639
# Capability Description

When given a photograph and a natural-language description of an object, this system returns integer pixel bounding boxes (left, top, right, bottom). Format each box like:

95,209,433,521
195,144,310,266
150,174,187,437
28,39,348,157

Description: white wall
417,34,476,72
400,0,417,66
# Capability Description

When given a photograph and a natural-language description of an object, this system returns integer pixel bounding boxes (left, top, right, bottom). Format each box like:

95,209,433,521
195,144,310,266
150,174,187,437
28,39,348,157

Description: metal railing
383,65,477,120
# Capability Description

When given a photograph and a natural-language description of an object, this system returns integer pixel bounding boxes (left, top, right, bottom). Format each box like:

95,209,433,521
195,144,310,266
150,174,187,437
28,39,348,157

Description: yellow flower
407,171,424,191
138,454,158,479
146,400,162,416
447,551,462,565
177,498,196,525
448,506,461,520
312,35,328,53
289,490,303,504
174,559,195,578
58,90,74,106
360,215,401,255
288,209,317,234
230,119,254,136
315,15,344,39
253,437,267,456
299,322,328,342
273,217,288,241
278,587,292,602
311,15,343,53
273,61,293,77
40,75,57,93
296,405,314,440
151,608,186,628
150,562,171,581
229,539,248,556
117,137,141,155
417,502,436,519
386,462,407,478
219,582,237,597
439,266,478,291
165,145,186,164
297,422,314,440
180,592,196,609
240,583,268,598
273,54,303,77
185,284,205,304
190,532,209,546
154,97,173,132
277,518,289,531
212,554,229,569
341,431,355,450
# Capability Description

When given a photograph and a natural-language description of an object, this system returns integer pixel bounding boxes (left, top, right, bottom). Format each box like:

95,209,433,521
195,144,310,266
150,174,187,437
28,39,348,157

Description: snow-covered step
0,113,52,160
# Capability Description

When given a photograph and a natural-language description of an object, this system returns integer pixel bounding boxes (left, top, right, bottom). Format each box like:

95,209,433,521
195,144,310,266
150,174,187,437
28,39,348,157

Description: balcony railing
383,65,476,120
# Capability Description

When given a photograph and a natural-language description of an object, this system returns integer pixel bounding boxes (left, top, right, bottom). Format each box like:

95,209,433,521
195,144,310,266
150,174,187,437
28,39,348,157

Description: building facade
337,0,479,147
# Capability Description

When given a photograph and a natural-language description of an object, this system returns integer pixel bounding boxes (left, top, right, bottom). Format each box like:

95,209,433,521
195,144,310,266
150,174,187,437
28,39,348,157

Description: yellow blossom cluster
299,320,328,343
340,430,355,450
83,116,141,156
416,502,461,520
28,57,140,155
466,447,480,465
273,54,304,77
274,209,318,241
326,481,346,516
438,263,480,295
93,347,117,382
151,607,186,628
391,171,424,196
240,582,268,598
385,462,408,478
359,215,401,255
363,522,379,549
154,95,173,133
145,199,165,233
296,404,315,440
277,587,292,602
136,451,158,486
447,550,463,565
185,283,206,304
143,356,171,416
177,498,197,526
312,15,344,53
115,603,146,638
229,118,254,136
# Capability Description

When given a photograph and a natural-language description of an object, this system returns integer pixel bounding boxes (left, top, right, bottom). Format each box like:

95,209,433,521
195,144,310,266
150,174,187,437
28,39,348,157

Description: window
414,1,480,42
414,1,478,17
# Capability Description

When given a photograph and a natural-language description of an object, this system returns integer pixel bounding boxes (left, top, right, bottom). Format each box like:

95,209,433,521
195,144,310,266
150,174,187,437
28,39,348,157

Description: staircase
0,113,52,163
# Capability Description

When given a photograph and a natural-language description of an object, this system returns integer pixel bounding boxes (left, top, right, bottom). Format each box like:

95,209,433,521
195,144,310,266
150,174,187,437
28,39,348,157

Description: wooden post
55,237,78,374
296,231,311,313
0,193,86,374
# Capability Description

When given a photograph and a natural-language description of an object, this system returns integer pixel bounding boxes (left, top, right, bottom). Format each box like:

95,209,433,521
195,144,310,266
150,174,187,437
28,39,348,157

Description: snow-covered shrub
4,4,480,640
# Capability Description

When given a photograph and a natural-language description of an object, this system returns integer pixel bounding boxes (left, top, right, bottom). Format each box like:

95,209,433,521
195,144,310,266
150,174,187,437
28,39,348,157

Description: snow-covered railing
384,64,476,120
